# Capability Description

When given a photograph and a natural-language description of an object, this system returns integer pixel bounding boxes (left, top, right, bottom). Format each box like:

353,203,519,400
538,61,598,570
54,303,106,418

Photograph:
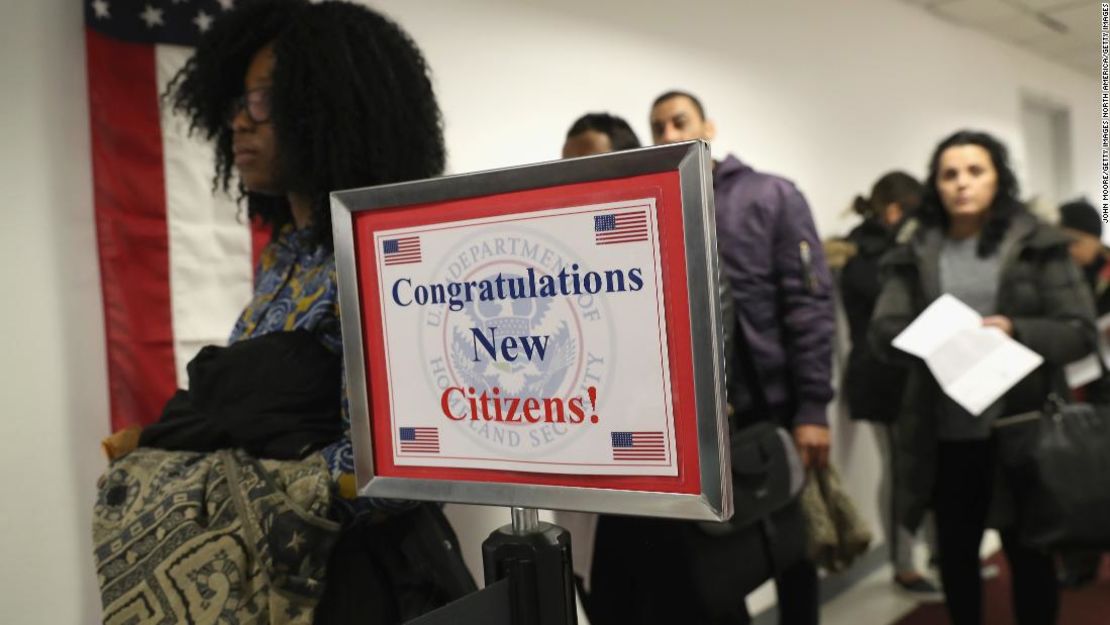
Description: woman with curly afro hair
94,3,469,623
165,0,445,477
169,0,445,245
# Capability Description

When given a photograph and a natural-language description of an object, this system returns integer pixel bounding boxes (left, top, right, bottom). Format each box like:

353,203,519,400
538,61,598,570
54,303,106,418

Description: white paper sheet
1098,314,1110,371
891,294,981,358
892,294,1043,416
1065,353,1102,389
1063,313,1110,389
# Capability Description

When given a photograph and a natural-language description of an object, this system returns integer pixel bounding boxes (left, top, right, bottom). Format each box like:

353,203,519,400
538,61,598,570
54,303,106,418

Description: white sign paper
892,294,1044,416
373,198,678,475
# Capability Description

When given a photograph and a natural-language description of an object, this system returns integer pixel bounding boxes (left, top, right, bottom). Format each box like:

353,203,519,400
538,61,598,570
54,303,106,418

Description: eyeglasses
227,87,272,125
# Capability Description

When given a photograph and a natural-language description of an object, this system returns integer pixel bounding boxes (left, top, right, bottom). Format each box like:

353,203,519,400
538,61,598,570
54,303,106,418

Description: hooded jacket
713,155,835,427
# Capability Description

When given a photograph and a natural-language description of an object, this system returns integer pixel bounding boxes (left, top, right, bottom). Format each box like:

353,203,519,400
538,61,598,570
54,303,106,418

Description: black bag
314,503,477,624
687,498,809,613
1002,397,1110,550
688,283,808,600
140,329,344,459
587,282,809,622
689,423,808,600
698,422,806,535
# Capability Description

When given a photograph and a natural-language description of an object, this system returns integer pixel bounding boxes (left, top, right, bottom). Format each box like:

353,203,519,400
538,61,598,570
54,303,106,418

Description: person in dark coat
1055,198,1110,588
560,111,750,625
1060,198,1110,318
870,130,1096,625
839,172,939,595
556,112,643,618
573,111,797,625
841,173,921,424
647,90,833,625
1057,198,1110,406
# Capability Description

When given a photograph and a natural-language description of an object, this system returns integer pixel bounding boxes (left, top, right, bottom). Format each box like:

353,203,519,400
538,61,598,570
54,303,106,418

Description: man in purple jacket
651,90,834,625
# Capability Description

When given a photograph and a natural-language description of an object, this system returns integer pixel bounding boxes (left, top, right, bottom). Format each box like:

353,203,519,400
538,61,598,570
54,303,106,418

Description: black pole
405,507,577,625
482,507,577,625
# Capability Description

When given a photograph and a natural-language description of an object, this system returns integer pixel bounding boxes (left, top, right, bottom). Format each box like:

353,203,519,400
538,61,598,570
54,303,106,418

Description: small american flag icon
594,211,649,245
611,431,666,461
399,427,439,453
383,236,422,266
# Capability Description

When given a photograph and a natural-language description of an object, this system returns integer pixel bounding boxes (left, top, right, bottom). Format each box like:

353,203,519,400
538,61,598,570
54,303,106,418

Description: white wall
0,0,1097,621
377,0,1098,236
0,0,108,622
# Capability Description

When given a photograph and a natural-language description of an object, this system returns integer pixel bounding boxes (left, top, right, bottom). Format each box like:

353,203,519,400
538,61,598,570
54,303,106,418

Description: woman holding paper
869,130,1095,625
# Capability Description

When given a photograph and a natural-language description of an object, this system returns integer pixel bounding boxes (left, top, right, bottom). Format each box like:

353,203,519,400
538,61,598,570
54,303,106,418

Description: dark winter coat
840,219,907,422
1077,255,1110,404
869,212,1096,531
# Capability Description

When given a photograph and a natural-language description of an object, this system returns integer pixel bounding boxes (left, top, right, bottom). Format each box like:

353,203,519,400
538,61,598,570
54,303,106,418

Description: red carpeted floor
892,554,1110,625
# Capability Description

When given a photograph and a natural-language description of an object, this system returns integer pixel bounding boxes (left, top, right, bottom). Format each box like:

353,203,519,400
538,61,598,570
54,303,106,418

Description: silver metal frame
330,140,731,521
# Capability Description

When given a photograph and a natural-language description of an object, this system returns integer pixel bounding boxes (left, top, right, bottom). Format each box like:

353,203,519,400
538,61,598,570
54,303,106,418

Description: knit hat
1059,199,1101,238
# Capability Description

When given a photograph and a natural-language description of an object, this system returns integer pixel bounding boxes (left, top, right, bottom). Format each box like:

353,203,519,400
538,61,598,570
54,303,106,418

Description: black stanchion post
482,507,577,625
404,507,576,625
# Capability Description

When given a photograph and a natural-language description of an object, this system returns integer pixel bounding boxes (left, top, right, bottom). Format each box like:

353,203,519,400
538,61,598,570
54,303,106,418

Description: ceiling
899,0,1098,77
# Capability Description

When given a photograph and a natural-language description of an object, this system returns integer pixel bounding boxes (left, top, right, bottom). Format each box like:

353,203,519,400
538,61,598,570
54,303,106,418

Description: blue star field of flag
85,0,235,46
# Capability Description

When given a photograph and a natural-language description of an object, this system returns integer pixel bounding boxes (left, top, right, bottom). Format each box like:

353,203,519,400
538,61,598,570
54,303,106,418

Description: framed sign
331,140,731,521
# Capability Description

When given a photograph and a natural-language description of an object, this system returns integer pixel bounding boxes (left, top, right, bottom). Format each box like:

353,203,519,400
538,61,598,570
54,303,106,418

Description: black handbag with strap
999,395,1110,549
698,422,806,535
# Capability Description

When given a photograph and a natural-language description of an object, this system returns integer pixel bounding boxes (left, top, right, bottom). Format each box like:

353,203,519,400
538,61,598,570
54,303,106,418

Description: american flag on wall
399,427,440,453
594,210,649,245
85,0,268,432
610,431,666,461
382,236,422,266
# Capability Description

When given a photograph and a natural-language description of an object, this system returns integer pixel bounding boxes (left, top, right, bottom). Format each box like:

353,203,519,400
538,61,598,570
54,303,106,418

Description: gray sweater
937,235,1003,440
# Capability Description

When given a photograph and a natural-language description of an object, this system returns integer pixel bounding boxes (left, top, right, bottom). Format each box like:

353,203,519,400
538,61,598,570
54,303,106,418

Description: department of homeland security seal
418,228,616,456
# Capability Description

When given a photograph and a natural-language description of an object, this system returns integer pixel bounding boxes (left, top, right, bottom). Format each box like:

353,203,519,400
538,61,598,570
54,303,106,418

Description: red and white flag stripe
87,28,266,431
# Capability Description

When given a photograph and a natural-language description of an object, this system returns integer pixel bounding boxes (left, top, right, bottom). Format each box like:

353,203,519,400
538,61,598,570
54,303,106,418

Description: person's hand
793,424,830,470
982,315,1014,337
